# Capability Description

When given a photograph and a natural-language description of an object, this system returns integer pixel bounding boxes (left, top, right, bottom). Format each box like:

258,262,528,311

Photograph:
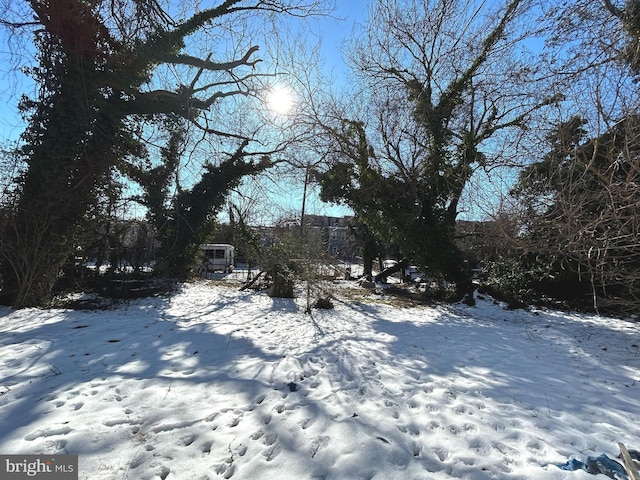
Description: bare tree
491,0,640,313
314,0,558,297
512,114,640,314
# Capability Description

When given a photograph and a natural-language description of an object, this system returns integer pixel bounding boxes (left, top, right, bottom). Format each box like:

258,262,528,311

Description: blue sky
0,2,523,223
0,1,506,222
0,2,367,222
315,1,368,79
256,2,369,221
0,63,31,145
0,2,368,144
1,2,507,223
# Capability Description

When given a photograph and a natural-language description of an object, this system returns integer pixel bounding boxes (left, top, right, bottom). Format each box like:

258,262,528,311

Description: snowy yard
0,281,639,479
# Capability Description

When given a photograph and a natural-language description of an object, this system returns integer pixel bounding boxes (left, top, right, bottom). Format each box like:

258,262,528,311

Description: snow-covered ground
0,281,639,479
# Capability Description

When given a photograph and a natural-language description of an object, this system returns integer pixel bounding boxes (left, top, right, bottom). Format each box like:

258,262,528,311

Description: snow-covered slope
0,281,638,479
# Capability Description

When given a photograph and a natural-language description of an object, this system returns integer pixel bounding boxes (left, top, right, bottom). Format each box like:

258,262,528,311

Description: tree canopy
0,0,330,307
2,0,640,312
315,0,558,296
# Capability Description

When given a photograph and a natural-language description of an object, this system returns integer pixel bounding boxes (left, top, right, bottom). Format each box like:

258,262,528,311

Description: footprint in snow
309,437,328,459
468,437,486,451
426,403,440,413
426,420,441,431
300,417,315,430
434,447,448,462
493,422,506,432
24,426,72,441
398,424,420,436
448,424,462,435
158,466,170,480
411,441,422,457
454,405,468,415
263,433,278,446
263,444,281,462
463,423,478,433
215,463,235,479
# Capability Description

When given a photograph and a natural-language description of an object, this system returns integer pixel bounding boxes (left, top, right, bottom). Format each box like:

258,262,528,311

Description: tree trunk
374,259,409,283
362,238,377,280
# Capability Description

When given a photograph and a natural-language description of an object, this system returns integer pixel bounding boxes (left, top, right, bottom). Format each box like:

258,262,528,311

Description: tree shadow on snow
0,292,282,456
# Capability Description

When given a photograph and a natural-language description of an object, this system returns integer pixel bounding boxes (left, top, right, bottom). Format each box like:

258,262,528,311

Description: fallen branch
374,259,409,283
240,270,265,291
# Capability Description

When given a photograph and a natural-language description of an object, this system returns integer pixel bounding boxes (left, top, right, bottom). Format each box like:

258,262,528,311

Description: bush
313,296,334,310
481,256,537,308
481,254,596,311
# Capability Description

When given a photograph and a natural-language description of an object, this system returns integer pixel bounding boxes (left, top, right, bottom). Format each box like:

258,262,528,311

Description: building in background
302,215,356,261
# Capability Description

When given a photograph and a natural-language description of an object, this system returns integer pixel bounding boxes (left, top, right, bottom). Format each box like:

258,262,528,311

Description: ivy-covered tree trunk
0,14,124,306
2,122,124,306
136,137,271,279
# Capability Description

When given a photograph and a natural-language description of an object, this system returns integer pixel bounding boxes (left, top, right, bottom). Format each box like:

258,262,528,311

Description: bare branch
0,19,39,28
160,45,262,71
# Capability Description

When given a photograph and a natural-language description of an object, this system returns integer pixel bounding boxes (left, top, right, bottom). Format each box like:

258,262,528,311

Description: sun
266,86,295,115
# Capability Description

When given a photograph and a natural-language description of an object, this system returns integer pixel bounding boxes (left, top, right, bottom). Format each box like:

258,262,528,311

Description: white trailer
199,244,235,274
